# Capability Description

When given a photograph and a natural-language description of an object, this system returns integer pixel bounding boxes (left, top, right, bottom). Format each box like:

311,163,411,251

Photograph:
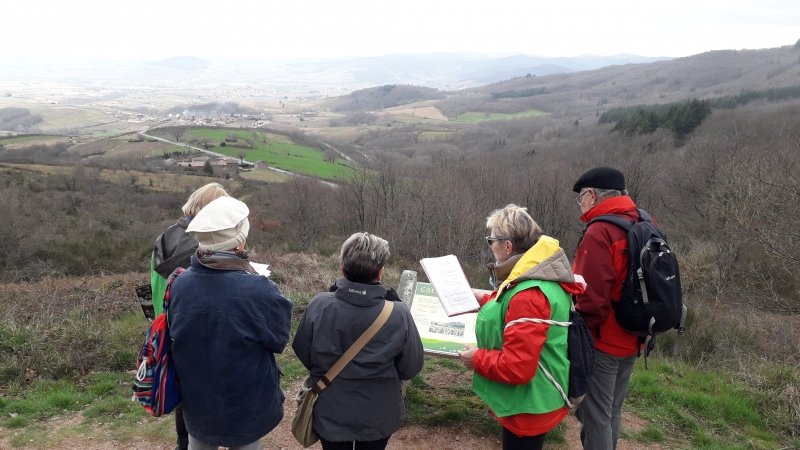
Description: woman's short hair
340,232,390,283
182,183,230,217
485,204,542,254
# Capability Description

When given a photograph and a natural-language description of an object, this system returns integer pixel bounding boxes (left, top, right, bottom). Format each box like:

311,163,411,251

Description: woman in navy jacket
169,196,293,450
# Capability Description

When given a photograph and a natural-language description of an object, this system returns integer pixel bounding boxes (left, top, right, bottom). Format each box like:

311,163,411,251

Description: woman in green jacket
459,204,585,450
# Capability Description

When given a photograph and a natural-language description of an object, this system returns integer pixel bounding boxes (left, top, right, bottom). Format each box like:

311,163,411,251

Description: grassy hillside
0,260,796,448
0,44,799,448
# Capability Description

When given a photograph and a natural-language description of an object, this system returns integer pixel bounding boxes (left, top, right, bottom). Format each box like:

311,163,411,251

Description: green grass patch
634,424,665,443
0,371,174,447
0,135,65,145
403,355,568,443
277,348,309,387
405,382,498,434
627,359,782,449
456,109,548,122
9,424,50,447
183,127,356,180
0,379,91,426
405,357,499,435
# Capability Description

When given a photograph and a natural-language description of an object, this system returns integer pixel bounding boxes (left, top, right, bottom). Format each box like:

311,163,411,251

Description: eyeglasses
576,189,592,205
485,236,509,246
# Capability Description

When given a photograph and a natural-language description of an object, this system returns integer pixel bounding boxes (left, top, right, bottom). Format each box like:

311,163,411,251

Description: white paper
419,255,479,316
250,262,271,277
409,282,477,357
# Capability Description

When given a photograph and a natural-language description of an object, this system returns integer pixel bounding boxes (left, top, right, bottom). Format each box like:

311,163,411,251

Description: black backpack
589,209,687,359
565,308,594,406
534,305,594,408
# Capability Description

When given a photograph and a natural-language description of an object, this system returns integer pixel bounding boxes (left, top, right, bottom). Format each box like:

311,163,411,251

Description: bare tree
284,177,332,248
172,127,187,143
0,191,35,270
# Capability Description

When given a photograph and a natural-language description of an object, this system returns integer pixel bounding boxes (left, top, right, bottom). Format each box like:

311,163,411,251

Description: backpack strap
163,267,186,315
577,209,645,250
587,208,650,229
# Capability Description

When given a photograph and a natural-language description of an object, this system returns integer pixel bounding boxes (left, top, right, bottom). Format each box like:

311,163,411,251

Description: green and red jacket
472,236,585,436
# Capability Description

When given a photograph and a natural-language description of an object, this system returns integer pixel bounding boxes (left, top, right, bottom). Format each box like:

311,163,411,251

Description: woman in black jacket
292,232,424,450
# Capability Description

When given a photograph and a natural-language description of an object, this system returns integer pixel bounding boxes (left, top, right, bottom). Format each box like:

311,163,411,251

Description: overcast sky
4,0,799,62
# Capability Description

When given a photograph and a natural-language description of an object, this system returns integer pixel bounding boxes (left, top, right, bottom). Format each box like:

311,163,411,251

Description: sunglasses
485,236,509,246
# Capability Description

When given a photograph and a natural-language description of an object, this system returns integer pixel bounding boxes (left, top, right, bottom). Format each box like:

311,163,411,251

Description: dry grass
385,105,448,121
69,138,179,159
0,272,143,322
238,168,291,183
0,162,240,193
255,251,340,308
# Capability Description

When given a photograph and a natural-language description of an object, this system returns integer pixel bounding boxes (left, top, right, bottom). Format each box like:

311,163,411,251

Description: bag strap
505,314,574,407
313,300,394,393
163,267,186,315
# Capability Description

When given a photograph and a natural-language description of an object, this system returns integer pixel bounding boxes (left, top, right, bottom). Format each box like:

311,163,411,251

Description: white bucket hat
186,196,250,251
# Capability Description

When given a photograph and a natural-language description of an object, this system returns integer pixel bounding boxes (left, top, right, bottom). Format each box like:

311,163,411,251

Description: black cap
572,167,625,193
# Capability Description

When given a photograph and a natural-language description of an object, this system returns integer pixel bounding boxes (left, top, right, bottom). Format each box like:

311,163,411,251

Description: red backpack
132,267,185,416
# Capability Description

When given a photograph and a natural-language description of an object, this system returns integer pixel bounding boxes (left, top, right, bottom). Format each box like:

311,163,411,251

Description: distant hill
432,44,800,119
324,85,446,112
0,53,670,93
299,53,669,89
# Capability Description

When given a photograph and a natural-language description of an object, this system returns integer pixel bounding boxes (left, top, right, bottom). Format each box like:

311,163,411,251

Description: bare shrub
282,177,335,250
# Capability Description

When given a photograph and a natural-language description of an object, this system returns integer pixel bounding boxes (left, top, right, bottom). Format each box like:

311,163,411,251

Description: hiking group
137,166,684,450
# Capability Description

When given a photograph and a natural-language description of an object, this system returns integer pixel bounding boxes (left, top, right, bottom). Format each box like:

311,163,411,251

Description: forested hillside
0,43,798,448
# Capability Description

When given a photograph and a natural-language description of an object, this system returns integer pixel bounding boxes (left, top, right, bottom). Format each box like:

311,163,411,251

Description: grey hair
485,204,542,254
339,232,390,283
595,188,628,199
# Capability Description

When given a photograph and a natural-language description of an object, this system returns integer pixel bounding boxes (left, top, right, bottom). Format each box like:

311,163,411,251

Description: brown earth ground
0,378,658,450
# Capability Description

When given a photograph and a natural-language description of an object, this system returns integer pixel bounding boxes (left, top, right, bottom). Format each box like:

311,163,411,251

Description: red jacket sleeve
472,288,550,385
573,226,619,330
479,291,494,307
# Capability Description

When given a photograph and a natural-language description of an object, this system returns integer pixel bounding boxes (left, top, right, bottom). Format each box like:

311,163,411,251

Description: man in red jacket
572,167,641,450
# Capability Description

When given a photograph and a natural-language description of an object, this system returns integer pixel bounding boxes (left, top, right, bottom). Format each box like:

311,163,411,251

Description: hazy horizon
3,0,798,62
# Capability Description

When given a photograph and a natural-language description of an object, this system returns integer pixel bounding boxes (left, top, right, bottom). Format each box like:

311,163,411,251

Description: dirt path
0,380,658,450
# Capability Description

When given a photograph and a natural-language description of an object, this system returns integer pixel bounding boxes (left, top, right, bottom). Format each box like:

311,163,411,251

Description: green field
0,135,66,145
31,106,118,130
185,128,356,180
456,109,549,122
0,135,60,144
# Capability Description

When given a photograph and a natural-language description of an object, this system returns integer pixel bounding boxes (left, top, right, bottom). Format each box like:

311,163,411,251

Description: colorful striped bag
132,268,184,416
